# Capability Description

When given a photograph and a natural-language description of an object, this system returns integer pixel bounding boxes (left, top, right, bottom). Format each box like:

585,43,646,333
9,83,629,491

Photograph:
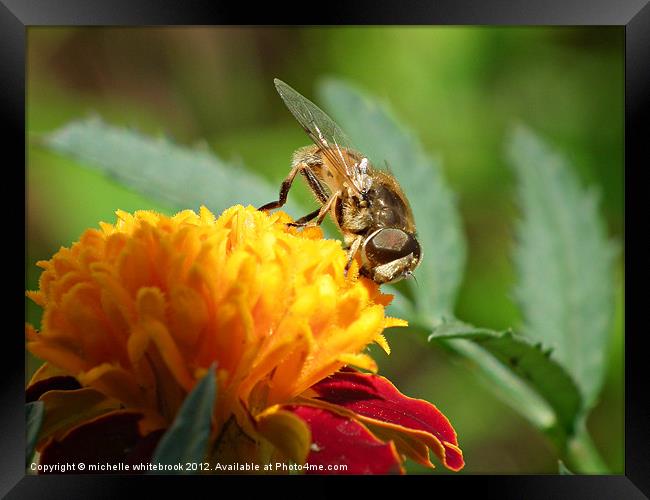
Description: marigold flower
26,205,463,474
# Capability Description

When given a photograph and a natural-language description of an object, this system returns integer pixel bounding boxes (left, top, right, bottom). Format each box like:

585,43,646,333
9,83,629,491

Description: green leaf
40,117,305,216
151,364,217,473
26,401,45,468
509,125,617,408
429,322,582,441
317,78,466,323
558,459,574,475
437,337,557,436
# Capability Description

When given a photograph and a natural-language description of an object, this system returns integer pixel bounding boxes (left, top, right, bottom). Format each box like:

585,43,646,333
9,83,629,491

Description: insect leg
258,162,304,211
288,191,340,228
344,236,363,277
291,206,321,225
301,166,328,204
284,168,328,224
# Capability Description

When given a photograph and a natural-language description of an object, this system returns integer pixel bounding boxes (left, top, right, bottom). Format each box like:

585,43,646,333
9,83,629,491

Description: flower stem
566,421,610,474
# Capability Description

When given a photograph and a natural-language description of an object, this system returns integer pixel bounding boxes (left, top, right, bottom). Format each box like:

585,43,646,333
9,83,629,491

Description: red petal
39,411,162,473
26,376,81,403
309,370,464,471
288,405,403,475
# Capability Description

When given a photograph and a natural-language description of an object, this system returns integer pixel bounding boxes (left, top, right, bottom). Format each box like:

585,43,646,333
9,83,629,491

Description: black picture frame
5,1,647,497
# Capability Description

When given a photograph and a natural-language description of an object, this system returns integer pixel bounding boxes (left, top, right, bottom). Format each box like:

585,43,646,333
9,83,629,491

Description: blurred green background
26,27,623,473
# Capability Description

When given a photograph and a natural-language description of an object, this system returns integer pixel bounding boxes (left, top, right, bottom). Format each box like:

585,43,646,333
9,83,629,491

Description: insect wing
274,79,367,194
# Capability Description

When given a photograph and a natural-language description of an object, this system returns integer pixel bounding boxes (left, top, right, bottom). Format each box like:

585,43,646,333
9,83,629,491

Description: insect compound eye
363,228,421,267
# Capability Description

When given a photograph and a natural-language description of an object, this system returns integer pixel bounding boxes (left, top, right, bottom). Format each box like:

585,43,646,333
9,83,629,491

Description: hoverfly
259,79,421,285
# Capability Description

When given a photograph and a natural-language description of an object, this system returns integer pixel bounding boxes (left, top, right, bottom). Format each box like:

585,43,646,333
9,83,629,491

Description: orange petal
77,363,153,410
141,318,194,392
26,362,67,387
37,388,122,448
